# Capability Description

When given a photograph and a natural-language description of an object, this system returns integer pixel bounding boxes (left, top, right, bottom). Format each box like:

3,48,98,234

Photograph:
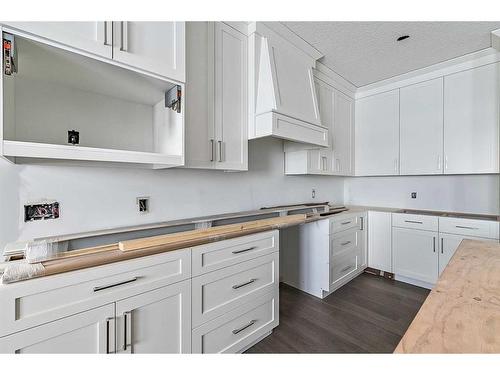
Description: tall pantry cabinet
184,22,248,171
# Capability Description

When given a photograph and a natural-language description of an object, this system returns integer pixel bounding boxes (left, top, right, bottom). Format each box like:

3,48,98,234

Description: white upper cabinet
333,90,355,176
355,90,400,176
214,23,248,170
112,22,185,82
184,22,247,171
444,63,499,174
2,22,113,59
400,78,444,175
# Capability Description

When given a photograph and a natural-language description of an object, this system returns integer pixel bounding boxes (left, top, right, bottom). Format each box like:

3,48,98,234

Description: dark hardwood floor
245,273,429,353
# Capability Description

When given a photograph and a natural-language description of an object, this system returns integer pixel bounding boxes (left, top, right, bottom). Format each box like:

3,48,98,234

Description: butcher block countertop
395,239,500,353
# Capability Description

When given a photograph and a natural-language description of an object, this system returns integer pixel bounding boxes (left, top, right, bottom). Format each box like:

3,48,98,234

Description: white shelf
2,141,183,168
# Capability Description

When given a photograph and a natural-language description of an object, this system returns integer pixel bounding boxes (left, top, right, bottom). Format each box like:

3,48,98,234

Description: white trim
356,48,500,99
248,22,323,61
395,274,434,290
492,29,500,51
314,61,357,99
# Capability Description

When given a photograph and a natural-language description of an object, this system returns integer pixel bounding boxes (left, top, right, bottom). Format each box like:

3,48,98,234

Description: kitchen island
395,239,500,353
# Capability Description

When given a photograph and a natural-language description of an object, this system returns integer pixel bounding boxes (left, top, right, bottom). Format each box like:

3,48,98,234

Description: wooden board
118,214,307,252
8,214,308,282
395,239,500,353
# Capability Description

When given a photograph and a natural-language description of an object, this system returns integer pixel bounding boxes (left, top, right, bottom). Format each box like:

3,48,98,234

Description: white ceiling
283,22,500,87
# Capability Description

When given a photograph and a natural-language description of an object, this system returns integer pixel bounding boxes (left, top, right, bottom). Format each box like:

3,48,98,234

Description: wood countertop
395,239,500,353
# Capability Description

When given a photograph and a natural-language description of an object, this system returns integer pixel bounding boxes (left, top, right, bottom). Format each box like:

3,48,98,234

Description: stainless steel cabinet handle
232,278,257,289
232,246,256,254
123,311,131,351
103,22,110,46
218,140,223,162
360,216,364,231
437,155,442,171
455,225,478,230
341,265,353,273
445,156,448,171
120,21,128,51
232,320,257,335
94,277,138,292
341,241,352,246
394,159,398,173
404,220,423,224
433,237,436,253
441,237,444,254
341,221,352,225
105,317,114,354
210,139,214,162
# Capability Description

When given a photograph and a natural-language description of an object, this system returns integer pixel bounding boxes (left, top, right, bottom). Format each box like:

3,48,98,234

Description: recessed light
397,35,410,42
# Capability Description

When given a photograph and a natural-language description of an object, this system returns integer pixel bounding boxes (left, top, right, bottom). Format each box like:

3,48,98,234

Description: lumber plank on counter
30,214,308,280
118,214,307,252
395,239,500,353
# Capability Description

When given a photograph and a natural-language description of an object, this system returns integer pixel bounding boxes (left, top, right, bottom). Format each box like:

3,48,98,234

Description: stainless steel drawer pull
232,320,257,335
232,278,257,289
455,225,478,230
404,220,423,224
340,265,353,273
441,238,444,254
360,217,364,231
232,246,256,254
105,317,114,354
210,139,214,162
433,237,436,252
123,311,131,351
94,277,138,292
341,241,352,246
341,221,352,225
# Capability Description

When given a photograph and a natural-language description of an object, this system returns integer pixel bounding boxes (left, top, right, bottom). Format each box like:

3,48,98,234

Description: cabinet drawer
439,217,499,239
192,230,278,276
330,228,359,257
330,214,360,234
0,248,190,338
392,213,438,231
192,253,278,327
192,291,278,353
329,249,358,286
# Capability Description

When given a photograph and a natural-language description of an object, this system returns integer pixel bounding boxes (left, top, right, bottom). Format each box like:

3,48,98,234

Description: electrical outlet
137,197,150,213
24,201,59,222
312,189,316,199
411,192,417,199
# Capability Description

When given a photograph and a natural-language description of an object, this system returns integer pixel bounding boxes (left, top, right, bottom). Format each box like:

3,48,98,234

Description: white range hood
248,22,329,147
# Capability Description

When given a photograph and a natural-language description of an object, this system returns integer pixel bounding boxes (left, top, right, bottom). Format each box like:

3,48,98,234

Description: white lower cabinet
115,280,191,354
392,227,439,285
0,304,115,354
367,211,392,273
282,212,367,299
392,213,500,288
0,231,279,354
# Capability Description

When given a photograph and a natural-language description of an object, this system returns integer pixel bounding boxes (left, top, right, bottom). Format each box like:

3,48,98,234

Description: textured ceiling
283,22,500,87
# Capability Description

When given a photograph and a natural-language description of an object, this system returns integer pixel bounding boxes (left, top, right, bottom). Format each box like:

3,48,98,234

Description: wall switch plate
411,192,417,199
137,197,150,213
24,201,59,222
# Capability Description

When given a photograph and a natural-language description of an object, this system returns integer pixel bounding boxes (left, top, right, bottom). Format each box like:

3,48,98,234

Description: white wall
344,175,499,215
0,137,345,249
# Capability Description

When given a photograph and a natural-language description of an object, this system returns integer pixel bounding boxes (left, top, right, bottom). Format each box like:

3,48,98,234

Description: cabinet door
400,78,444,175
315,77,334,150
438,233,496,276
0,304,115,354
393,227,438,284
368,211,392,273
113,22,185,81
333,90,355,176
3,22,112,58
444,63,499,174
358,214,368,269
184,22,216,169
115,280,191,354
215,23,248,170
355,90,400,176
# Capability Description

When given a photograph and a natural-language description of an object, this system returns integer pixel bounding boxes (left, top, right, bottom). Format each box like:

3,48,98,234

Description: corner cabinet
184,22,248,171
284,73,355,176
355,89,400,176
